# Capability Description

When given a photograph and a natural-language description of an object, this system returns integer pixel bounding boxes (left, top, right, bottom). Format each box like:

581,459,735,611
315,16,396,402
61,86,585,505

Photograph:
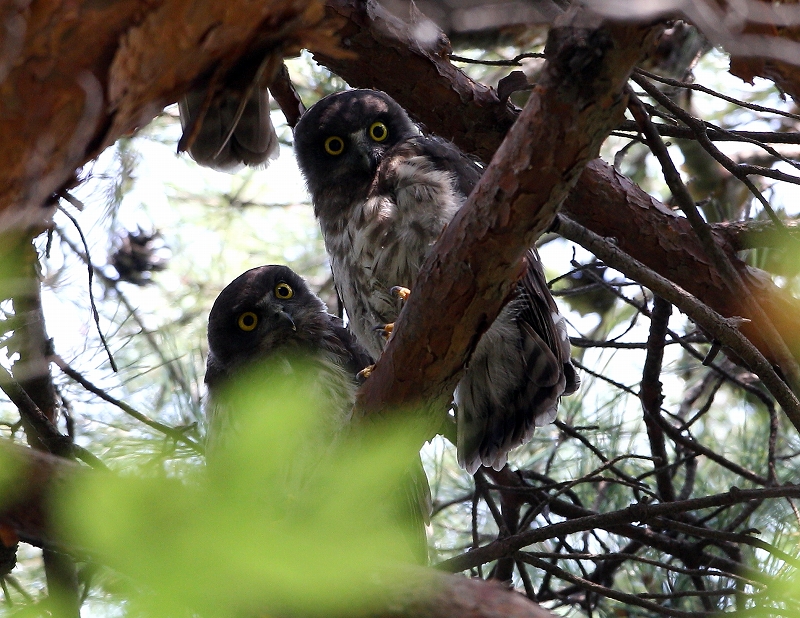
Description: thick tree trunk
0,0,323,229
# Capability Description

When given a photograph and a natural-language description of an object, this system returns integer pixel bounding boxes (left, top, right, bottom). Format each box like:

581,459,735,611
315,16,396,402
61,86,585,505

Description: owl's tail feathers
455,314,580,475
178,87,279,172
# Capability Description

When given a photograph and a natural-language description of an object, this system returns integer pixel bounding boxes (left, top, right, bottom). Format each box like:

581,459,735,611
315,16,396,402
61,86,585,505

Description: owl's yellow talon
374,323,394,339
391,286,411,301
357,364,375,380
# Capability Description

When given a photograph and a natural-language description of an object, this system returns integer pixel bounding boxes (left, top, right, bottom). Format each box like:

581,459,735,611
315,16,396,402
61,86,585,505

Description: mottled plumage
294,89,579,474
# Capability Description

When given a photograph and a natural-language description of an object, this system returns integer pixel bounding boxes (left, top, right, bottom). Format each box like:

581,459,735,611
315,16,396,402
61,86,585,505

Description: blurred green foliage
56,363,423,618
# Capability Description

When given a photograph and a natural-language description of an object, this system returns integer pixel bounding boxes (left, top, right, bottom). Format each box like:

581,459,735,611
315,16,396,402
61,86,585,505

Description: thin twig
640,297,676,502
634,67,800,123
617,120,800,144
630,74,789,228
556,215,800,437
56,204,117,372
438,484,800,573
516,552,715,617
449,52,544,66
52,355,203,454
628,87,800,399
0,364,107,470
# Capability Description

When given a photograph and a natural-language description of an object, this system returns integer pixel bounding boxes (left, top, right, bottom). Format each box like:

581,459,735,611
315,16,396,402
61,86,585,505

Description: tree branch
0,0,325,227
556,215,800,430
355,13,659,414
640,297,676,503
308,1,800,372
438,483,800,575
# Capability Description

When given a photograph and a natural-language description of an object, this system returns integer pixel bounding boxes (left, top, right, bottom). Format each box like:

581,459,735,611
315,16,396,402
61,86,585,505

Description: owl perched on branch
204,265,430,561
293,89,579,474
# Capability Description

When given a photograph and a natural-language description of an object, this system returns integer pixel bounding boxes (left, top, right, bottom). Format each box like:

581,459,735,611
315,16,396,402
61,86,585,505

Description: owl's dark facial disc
293,89,419,210
205,265,326,385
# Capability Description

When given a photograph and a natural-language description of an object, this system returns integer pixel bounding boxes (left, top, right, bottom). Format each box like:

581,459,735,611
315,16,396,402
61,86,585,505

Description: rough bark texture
1,1,800,614
309,0,800,375
353,16,659,413
364,569,558,618
0,0,326,230
565,160,800,362
2,0,798,366
311,0,519,163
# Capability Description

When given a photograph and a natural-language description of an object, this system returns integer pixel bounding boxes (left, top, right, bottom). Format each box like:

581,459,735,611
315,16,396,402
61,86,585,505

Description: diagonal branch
556,215,800,430
355,15,660,415
309,0,800,373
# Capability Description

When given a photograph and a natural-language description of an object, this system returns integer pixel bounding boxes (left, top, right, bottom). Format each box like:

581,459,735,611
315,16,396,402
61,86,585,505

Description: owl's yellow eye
324,136,345,156
274,282,294,299
369,121,388,142
237,312,258,332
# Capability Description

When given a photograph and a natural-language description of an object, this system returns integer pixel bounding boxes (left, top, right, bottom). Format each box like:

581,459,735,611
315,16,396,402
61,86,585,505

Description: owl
204,264,370,451
204,264,430,561
179,87,279,172
293,89,579,474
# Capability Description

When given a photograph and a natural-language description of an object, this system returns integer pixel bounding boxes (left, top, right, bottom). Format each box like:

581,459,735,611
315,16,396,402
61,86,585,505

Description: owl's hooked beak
264,301,296,332
352,131,380,174
277,309,296,332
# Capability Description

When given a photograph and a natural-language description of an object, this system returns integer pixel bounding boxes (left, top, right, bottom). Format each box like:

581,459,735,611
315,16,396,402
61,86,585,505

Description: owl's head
293,89,419,207
205,265,327,387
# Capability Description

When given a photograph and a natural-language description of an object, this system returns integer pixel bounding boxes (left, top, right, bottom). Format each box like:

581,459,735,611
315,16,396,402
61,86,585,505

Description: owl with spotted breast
293,89,579,474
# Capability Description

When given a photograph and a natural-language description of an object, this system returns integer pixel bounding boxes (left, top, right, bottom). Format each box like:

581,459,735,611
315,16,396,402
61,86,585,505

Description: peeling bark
0,0,325,229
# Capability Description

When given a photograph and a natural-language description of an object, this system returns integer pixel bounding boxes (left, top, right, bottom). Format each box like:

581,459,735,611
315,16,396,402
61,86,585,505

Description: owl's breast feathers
296,89,579,474
324,137,479,357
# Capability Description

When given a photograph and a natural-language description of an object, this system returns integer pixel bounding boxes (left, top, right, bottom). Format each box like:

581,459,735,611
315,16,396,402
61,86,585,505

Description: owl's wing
326,315,375,374
179,87,279,172
406,135,483,198
456,247,579,473
518,247,579,397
